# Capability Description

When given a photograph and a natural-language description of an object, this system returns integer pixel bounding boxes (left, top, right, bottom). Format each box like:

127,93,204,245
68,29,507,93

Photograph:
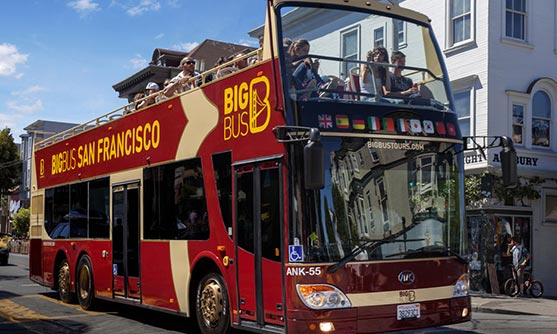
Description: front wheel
58,259,74,303
529,280,544,298
195,272,230,334
504,278,519,297
76,255,96,310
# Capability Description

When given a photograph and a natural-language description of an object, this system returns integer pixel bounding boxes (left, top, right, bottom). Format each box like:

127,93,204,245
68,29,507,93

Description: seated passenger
136,82,160,109
387,51,419,98
360,46,391,98
288,39,324,98
164,57,200,97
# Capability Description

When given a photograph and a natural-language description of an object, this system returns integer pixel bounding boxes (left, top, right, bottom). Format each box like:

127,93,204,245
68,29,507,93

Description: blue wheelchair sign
288,245,303,262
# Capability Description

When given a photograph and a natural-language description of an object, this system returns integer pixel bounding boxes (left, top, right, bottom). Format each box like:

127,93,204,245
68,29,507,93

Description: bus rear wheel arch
76,254,96,310
195,272,231,334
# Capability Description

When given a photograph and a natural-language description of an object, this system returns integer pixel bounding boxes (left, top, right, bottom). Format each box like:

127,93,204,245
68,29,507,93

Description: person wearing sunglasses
164,57,201,97
360,46,391,99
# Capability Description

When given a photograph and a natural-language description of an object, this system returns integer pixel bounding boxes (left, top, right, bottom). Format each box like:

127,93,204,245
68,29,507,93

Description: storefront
467,207,532,294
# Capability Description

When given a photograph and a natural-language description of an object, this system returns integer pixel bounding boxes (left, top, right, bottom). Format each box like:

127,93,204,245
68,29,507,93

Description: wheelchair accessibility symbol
288,245,303,262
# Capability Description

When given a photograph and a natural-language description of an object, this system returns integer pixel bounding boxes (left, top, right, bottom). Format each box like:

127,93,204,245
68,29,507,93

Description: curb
472,305,537,316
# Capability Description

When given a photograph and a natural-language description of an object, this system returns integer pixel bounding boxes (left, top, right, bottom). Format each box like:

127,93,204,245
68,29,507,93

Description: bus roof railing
35,49,261,151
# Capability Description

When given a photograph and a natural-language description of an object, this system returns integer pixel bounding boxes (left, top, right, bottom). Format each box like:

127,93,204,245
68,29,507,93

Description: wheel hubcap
59,262,70,296
79,265,90,300
200,280,224,326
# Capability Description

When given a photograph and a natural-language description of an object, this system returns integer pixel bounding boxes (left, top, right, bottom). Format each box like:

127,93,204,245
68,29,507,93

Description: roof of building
112,39,256,101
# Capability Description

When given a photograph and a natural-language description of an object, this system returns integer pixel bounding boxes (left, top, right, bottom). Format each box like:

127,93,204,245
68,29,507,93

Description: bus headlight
452,274,469,297
296,284,351,310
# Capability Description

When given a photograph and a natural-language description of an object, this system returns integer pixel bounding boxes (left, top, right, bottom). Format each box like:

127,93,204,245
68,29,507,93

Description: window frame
340,26,360,79
374,25,385,47
501,0,533,48
511,103,525,146
451,75,477,138
543,188,557,224
445,0,476,52
531,90,552,149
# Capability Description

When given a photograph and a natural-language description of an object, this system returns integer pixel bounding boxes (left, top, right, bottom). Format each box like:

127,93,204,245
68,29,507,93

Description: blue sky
0,0,267,142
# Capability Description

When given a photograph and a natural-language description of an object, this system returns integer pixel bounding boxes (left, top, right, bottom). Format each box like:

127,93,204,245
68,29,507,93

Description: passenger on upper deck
387,51,419,98
288,39,324,98
360,46,391,98
164,57,201,97
136,82,160,109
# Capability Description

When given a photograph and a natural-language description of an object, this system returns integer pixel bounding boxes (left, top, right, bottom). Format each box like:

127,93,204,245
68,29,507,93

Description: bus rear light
452,274,469,297
296,284,351,310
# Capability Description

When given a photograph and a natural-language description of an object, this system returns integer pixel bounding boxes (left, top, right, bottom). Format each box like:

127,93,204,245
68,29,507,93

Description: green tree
0,128,21,196
12,207,30,236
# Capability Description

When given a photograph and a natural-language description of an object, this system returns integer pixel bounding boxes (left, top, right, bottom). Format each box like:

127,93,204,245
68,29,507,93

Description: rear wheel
504,278,519,297
529,280,544,298
195,272,230,334
76,255,96,310
58,259,74,303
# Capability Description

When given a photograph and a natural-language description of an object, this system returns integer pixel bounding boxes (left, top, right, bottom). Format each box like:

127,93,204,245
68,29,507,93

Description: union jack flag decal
318,114,333,128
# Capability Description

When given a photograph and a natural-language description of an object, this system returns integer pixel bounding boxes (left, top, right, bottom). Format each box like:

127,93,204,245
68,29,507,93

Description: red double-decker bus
28,1,516,333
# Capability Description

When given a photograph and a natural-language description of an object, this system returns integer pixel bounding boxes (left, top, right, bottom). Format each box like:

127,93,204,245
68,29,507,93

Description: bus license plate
397,303,420,320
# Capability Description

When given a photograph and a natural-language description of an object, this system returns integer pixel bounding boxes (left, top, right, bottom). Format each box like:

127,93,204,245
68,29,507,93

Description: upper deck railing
34,49,262,151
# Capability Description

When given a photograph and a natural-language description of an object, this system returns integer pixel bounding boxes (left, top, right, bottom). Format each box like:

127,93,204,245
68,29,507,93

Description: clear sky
0,0,267,142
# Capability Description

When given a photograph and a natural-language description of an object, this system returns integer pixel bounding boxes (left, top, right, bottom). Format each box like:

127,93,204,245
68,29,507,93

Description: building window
395,20,406,48
454,90,471,136
341,28,359,78
449,0,471,45
374,27,384,47
532,91,551,147
512,104,524,145
505,0,527,40
544,190,557,223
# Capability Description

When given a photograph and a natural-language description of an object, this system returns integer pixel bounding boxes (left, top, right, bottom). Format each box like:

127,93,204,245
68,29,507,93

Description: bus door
112,182,141,301
234,159,284,327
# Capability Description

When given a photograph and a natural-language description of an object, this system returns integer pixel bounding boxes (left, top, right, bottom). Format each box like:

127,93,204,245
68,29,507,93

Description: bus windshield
278,4,450,110
290,137,465,264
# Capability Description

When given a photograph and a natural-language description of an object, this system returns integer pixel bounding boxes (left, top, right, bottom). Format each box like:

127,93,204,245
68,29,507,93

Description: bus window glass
69,182,88,238
212,152,233,235
278,5,450,110
237,171,254,253
89,178,109,238
49,185,70,238
290,137,463,263
260,168,281,261
144,158,209,240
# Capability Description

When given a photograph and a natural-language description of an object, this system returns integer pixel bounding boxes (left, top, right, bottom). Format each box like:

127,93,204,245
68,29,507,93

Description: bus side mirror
304,128,325,190
500,136,517,188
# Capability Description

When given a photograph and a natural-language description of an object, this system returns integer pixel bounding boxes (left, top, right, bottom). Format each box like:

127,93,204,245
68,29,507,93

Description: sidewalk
471,292,557,317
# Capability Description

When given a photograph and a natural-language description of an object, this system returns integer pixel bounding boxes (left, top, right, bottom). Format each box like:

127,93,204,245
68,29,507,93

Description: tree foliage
0,128,20,196
12,207,30,236
464,172,542,207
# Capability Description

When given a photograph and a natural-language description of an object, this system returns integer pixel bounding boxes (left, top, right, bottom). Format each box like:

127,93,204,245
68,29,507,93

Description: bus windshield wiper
327,238,425,273
386,245,467,264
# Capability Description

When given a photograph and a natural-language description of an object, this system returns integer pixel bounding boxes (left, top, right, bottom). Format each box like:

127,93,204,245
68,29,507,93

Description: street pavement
471,292,557,317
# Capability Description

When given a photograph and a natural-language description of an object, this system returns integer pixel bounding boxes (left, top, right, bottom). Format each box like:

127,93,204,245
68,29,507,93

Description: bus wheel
195,272,230,334
76,255,96,310
58,259,74,303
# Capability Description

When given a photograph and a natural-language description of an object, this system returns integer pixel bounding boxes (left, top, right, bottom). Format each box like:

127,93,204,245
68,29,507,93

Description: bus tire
195,272,230,334
58,259,74,303
76,255,96,310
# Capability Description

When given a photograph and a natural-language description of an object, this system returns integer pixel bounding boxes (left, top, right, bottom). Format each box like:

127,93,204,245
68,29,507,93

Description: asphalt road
2,253,557,334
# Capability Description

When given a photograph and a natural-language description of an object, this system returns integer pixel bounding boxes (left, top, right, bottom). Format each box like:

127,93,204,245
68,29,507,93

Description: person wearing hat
137,82,160,109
